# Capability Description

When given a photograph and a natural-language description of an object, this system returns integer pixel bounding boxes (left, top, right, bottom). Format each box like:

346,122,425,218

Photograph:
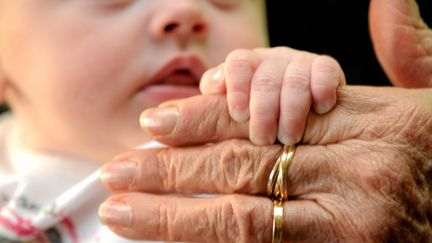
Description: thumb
369,0,432,88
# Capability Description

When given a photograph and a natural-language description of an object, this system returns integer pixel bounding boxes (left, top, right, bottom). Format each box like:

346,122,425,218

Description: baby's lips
145,54,207,88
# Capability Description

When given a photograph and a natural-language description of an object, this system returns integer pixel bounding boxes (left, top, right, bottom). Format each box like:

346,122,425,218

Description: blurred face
0,0,268,162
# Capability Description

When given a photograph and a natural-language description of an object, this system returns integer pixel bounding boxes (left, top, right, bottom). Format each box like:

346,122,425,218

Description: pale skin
0,0,269,162
0,0,341,163
0,1,345,241
100,0,432,242
141,47,345,147
199,48,345,145
102,87,432,242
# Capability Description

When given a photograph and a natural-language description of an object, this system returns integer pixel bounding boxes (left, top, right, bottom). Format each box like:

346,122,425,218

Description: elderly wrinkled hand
99,86,432,242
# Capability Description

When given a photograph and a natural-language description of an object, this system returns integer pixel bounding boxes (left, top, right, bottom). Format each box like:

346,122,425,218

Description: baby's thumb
199,64,226,94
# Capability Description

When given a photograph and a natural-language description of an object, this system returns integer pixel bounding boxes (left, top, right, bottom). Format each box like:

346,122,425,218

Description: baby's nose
150,2,207,41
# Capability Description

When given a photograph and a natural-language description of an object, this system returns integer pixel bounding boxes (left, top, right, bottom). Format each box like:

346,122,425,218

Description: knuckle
312,55,340,74
218,140,256,192
226,49,255,68
251,73,280,93
217,195,263,243
215,196,240,242
311,56,341,86
225,59,254,85
226,58,249,73
156,202,172,240
217,140,281,194
283,69,310,92
156,149,176,191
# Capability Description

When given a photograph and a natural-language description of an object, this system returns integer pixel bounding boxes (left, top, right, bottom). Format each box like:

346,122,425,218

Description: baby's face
0,0,268,162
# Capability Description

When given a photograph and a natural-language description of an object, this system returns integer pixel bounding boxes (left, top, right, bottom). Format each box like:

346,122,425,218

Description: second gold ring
268,145,296,243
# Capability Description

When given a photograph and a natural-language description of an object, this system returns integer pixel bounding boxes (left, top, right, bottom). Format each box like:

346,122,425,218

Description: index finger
140,87,372,147
140,95,249,146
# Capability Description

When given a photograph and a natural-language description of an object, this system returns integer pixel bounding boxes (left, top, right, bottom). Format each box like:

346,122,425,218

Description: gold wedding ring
272,200,284,243
267,145,296,201
268,145,296,243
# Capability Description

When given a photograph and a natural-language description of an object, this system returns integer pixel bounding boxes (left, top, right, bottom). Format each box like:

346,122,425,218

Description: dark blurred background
266,0,432,86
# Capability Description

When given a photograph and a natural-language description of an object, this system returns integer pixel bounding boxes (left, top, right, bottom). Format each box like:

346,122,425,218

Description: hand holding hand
199,47,345,145
100,86,432,242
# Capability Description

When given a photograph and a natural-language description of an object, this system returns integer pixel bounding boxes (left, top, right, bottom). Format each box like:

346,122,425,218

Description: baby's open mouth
136,55,206,98
159,69,199,86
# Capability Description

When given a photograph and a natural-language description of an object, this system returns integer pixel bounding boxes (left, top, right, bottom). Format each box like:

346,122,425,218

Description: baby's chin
137,84,201,107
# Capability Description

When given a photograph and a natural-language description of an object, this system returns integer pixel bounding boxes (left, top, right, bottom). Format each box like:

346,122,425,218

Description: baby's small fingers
278,55,314,145
249,58,286,145
199,64,226,94
225,49,260,122
311,56,346,114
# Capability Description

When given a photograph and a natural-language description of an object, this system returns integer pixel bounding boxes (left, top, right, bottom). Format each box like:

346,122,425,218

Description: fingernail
140,106,179,136
208,64,225,93
99,201,131,228
230,106,249,123
251,133,275,146
101,161,136,190
278,132,302,146
315,101,334,114
212,64,224,82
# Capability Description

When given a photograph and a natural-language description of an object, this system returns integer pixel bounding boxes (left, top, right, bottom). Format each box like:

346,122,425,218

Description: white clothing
0,113,159,243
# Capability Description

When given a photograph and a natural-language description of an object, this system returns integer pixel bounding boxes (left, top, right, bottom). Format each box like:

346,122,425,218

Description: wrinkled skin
99,0,432,242
100,87,432,242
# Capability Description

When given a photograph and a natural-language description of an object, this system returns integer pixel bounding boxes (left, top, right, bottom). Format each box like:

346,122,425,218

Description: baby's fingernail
140,106,179,136
99,201,131,228
251,133,275,146
101,161,136,190
208,64,225,93
230,107,249,123
212,65,224,81
315,101,334,114
278,132,301,146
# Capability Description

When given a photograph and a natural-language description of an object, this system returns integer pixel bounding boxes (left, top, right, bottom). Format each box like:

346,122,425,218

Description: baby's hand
200,47,346,145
